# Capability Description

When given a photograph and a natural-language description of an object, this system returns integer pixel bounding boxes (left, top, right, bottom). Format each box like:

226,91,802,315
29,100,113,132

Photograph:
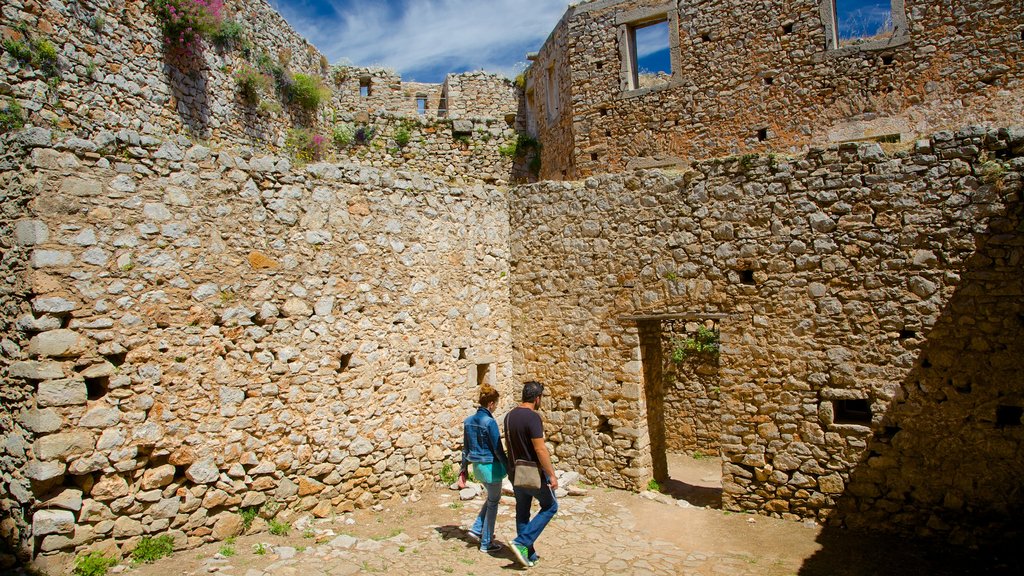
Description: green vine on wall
670,326,720,362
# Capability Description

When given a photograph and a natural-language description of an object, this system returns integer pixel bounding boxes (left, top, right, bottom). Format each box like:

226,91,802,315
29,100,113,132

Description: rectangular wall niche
833,398,872,425
469,362,494,388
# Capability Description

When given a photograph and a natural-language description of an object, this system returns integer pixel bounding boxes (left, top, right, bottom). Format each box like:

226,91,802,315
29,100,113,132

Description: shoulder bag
505,412,543,490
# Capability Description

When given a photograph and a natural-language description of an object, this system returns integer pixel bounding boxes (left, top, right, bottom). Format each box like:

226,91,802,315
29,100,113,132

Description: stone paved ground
33,455,1009,576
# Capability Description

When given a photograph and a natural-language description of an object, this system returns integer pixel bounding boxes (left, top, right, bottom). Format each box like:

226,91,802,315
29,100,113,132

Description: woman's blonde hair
479,384,499,407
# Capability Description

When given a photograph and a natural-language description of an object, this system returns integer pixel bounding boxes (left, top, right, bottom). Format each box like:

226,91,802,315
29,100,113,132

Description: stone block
67,453,109,475
37,378,88,407
140,464,176,490
28,330,91,358
91,475,129,501
44,489,83,512
25,460,66,482
185,458,220,484
34,431,94,461
79,406,121,428
32,509,75,536
14,219,49,245
112,516,143,538
9,361,64,381
31,250,74,268
18,407,63,433
210,512,243,540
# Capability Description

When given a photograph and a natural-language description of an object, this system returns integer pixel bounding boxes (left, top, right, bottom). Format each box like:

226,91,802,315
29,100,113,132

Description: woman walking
460,384,509,553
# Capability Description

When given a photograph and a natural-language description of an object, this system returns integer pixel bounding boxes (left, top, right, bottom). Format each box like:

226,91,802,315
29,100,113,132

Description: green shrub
239,506,259,532
32,38,58,68
234,64,271,106
670,326,720,362
439,462,457,485
393,121,412,148
131,535,175,563
253,542,268,555
74,552,118,576
89,14,106,33
268,519,291,536
0,98,25,133
211,19,245,48
218,543,235,557
353,124,376,146
2,38,33,63
333,123,354,148
287,73,330,111
646,478,661,492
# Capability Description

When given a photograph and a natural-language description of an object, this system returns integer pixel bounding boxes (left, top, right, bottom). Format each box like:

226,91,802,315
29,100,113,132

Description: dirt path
48,455,1011,576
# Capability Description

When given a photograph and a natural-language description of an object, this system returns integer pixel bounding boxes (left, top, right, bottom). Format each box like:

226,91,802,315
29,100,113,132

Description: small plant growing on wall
233,64,271,106
73,551,118,576
285,127,328,163
211,18,246,48
3,25,60,77
287,73,330,112
150,0,224,68
671,326,720,362
0,98,26,133
130,534,175,563
393,119,414,148
353,124,376,146
333,123,354,148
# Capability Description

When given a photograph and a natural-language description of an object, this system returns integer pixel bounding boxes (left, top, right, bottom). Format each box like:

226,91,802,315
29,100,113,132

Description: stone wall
0,0,516,182
317,113,517,185
524,0,1024,179
509,126,1024,545
0,126,514,565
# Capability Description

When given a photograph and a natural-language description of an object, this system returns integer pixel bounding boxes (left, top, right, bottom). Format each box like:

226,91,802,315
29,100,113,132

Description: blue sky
268,0,571,82
268,0,893,83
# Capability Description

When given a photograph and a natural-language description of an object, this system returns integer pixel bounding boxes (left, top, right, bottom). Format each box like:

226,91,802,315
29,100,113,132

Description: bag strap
504,412,516,462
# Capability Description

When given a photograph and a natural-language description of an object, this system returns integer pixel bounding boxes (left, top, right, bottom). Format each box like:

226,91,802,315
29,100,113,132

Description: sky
268,0,894,83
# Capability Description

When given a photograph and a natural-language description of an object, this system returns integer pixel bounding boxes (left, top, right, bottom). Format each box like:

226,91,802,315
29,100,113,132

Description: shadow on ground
434,525,524,571
659,478,723,508
799,529,1022,576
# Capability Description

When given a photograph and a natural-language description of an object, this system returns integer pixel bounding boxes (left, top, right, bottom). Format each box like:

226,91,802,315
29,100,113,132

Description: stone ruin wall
0,0,518,183
524,0,1024,179
0,127,515,567
521,13,575,180
510,127,1024,545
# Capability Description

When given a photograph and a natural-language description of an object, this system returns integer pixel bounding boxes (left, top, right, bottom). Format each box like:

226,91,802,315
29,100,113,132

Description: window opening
830,0,895,48
996,405,1023,428
475,363,491,387
359,77,371,97
833,399,872,425
629,18,671,90
545,65,559,121
415,95,427,115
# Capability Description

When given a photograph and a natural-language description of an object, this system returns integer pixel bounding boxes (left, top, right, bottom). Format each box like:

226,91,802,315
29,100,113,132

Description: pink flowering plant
151,0,224,66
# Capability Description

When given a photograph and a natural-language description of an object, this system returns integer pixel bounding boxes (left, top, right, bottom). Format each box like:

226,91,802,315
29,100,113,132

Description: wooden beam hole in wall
996,405,1022,428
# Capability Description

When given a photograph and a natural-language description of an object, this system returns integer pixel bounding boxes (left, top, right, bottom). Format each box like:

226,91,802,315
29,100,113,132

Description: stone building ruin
0,0,1022,571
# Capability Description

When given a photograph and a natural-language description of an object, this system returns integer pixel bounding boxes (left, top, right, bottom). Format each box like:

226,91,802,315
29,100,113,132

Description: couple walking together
460,381,557,568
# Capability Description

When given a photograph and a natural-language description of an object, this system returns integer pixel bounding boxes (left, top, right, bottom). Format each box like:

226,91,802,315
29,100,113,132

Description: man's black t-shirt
504,407,543,463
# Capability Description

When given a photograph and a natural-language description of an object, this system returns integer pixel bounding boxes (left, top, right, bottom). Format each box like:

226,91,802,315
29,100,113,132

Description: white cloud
270,0,571,81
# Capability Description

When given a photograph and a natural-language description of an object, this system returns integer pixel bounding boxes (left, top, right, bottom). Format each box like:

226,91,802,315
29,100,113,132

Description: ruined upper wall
525,0,1024,179
0,0,517,181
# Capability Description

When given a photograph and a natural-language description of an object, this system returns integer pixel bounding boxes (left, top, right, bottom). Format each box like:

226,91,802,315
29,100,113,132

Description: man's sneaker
480,542,503,554
510,542,531,568
467,530,481,542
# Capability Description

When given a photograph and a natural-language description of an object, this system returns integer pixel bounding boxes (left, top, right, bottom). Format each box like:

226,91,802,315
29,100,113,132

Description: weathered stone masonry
0,129,513,565
1,0,1023,568
509,128,1024,545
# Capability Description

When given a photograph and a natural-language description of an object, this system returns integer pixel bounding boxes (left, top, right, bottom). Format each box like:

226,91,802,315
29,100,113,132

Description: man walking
504,380,558,568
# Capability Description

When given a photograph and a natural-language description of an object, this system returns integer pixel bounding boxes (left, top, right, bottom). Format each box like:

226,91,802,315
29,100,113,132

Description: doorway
638,316,724,508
